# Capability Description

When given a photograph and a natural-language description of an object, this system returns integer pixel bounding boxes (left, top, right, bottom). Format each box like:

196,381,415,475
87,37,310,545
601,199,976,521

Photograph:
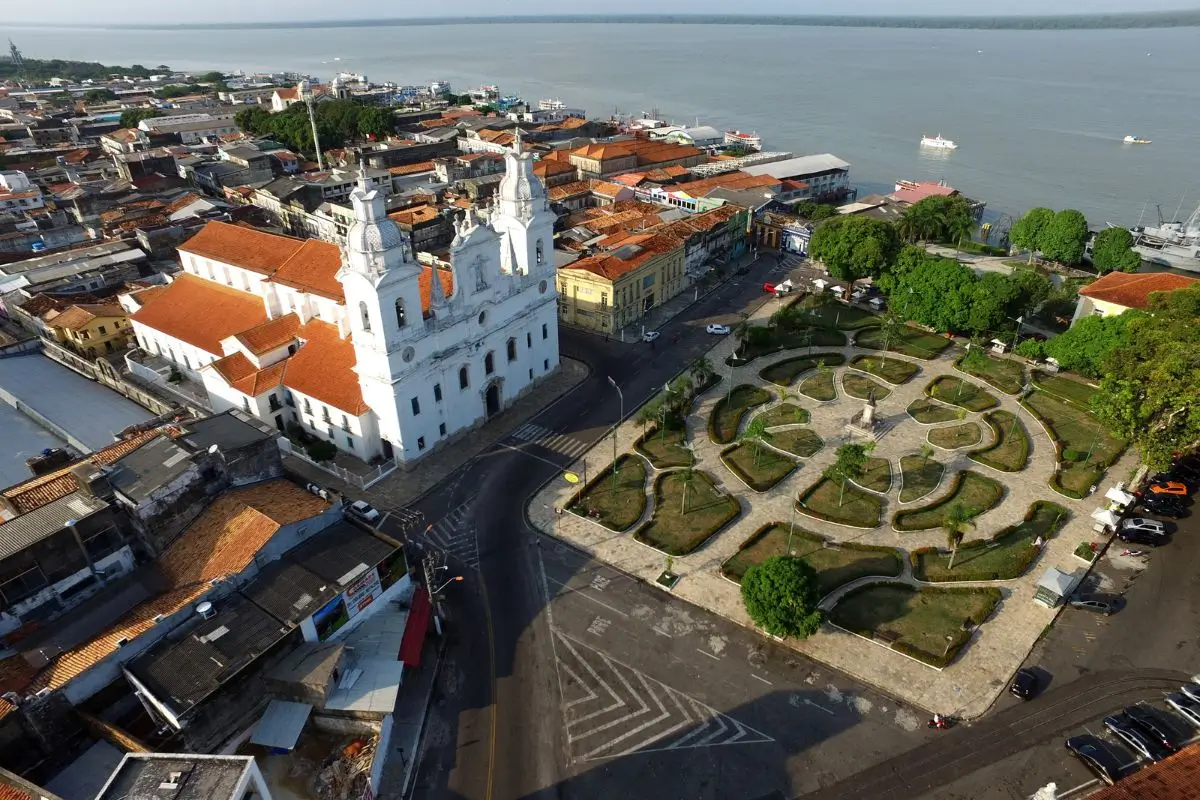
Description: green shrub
305,439,338,462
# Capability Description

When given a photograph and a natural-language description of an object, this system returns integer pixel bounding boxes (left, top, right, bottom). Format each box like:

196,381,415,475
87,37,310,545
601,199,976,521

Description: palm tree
733,320,753,358
920,443,935,468
690,357,714,388
636,403,657,440
944,504,977,571
739,416,773,469
679,444,697,513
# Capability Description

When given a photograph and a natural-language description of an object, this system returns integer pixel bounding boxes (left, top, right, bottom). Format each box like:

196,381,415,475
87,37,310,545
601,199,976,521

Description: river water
12,22,1200,224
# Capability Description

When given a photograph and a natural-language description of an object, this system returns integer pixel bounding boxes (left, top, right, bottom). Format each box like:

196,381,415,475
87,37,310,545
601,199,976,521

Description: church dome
345,217,406,254
498,158,546,206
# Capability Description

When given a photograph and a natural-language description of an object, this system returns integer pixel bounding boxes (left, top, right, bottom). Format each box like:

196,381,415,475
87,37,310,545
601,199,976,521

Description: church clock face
402,346,415,363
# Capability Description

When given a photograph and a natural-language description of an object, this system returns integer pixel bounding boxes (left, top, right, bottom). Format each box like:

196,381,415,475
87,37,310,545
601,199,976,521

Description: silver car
1181,683,1200,704
1165,693,1200,729
1120,517,1167,535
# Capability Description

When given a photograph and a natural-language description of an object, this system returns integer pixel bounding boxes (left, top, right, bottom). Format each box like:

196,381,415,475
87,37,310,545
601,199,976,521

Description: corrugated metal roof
250,699,312,750
0,491,108,560
742,154,851,179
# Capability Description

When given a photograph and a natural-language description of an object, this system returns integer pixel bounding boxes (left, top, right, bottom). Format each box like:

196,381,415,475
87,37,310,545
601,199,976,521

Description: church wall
283,387,380,460
132,321,220,378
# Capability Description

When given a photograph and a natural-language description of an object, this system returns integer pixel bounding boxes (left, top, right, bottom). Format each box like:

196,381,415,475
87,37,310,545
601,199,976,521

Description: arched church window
536,239,544,265
395,298,407,328
359,301,371,332
459,366,469,389
485,352,495,375
506,338,517,362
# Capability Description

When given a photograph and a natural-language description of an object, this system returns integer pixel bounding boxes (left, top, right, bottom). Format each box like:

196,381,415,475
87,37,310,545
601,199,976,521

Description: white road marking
696,649,721,661
545,574,630,618
751,674,773,686
508,422,592,459
803,699,836,715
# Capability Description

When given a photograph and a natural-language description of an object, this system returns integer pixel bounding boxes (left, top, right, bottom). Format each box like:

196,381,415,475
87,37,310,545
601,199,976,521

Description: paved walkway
528,309,1139,719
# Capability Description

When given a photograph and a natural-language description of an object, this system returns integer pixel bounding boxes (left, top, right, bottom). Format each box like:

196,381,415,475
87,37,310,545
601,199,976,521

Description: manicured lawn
758,402,810,428
635,424,692,469
791,296,880,330
848,354,920,385
709,384,773,444
926,376,998,412
829,583,1002,667
722,524,902,597
722,442,798,492
899,454,945,503
1031,371,1098,409
798,369,838,402
928,422,983,450
855,325,951,360
893,470,1005,531
911,501,1070,582
758,352,846,387
957,353,1026,395
842,372,892,402
970,410,1031,472
856,457,892,493
634,471,741,555
1023,390,1125,497
730,326,847,364
798,478,885,528
907,397,961,425
568,454,649,532
769,428,824,458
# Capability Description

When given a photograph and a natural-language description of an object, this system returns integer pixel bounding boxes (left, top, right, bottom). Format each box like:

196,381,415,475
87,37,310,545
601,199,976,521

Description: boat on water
1123,135,1152,144
920,134,957,150
1130,203,1200,272
724,130,762,151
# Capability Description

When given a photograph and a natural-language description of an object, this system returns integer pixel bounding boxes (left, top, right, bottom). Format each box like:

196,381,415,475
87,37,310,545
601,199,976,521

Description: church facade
125,139,559,465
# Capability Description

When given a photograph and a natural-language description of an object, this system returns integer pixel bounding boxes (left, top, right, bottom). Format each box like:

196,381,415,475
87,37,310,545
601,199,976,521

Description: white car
347,499,381,525
1120,518,1167,535
642,330,661,343
1165,693,1200,729
706,324,731,335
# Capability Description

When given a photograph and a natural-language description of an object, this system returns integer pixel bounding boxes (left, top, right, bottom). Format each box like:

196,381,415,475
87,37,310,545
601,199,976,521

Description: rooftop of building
108,435,196,505
43,303,126,330
175,411,275,453
1086,743,1200,799
741,153,851,179
1077,270,1199,310
95,753,258,800
130,272,269,357
0,490,110,559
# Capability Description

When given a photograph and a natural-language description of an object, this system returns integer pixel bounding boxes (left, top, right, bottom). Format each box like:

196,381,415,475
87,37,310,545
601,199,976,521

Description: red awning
398,588,432,668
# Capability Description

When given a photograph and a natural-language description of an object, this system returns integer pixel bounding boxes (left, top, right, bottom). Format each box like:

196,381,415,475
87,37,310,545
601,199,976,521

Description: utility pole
300,79,325,171
607,376,624,495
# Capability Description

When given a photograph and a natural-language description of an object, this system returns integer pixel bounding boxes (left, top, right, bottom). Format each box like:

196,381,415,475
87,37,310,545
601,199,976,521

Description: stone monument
845,389,887,440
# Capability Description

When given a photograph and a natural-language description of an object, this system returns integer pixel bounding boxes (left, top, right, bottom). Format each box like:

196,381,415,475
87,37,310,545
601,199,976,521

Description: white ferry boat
1123,135,1152,145
920,134,958,150
724,130,762,151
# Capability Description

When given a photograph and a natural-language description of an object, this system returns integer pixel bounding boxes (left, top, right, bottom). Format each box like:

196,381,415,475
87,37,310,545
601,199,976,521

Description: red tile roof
45,303,125,330
1087,744,1200,800
272,239,344,301
130,273,267,356
179,220,305,276
234,313,301,355
891,181,957,204
419,265,455,315
1078,271,1199,310
388,161,435,176
283,320,369,415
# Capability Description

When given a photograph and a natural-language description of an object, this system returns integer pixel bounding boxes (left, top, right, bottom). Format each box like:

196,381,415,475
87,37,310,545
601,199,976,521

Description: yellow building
45,303,132,357
556,232,685,333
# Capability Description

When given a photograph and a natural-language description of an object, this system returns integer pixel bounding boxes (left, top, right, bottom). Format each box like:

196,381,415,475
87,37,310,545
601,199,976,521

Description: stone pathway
529,309,1138,719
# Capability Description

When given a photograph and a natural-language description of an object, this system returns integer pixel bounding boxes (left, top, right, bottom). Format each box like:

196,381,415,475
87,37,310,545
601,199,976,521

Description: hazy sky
3,0,1197,25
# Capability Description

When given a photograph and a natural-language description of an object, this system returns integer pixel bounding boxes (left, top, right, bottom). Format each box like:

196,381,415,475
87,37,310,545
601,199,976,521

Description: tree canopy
1092,285,1200,468
82,88,117,103
740,556,824,639
808,215,901,285
0,58,166,83
1039,209,1090,265
1090,227,1142,273
1043,310,1142,377
896,194,976,245
1009,207,1055,261
795,200,840,221
119,108,162,129
235,99,395,156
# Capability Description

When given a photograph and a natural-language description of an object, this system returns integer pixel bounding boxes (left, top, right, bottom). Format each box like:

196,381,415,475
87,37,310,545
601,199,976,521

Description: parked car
1165,693,1200,729
1150,471,1198,489
1065,735,1125,786
1068,597,1114,615
1148,481,1190,497
706,324,731,335
642,330,661,343
1009,668,1040,699
1139,496,1188,519
1124,704,1184,751
346,499,381,525
1117,528,1165,547
1182,683,1200,705
1120,518,1167,535
1104,714,1172,762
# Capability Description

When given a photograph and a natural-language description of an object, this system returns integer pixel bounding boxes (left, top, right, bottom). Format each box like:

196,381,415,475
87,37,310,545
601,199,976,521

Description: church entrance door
486,383,501,418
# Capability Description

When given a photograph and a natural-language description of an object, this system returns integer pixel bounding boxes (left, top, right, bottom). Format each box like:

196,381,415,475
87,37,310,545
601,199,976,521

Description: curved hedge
969,410,1031,472
892,470,1005,531
911,501,1070,582
708,384,773,444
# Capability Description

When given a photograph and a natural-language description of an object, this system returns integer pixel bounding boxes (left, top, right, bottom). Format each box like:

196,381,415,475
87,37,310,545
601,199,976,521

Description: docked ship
920,134,957,150
1130,203,1200,272
1123,135,1152,144
724,130,763,151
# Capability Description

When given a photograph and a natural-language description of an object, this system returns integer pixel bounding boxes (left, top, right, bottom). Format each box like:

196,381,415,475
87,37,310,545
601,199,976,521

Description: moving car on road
642,330,661,343
346,499,381,525
1065,735,1125,786
1068,597,1114,615
1009,668,1039,699
706,324,731,335
1104,714,1173,762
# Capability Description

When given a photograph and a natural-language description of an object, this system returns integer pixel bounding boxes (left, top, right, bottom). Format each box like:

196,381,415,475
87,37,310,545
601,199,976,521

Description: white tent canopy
1105,487,1136,507
1091,508,1120,528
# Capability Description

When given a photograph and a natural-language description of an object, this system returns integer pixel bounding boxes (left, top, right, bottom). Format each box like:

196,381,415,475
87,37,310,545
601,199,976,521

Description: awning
1091,508,1120,528
1105,487,1136,507
250,699,312,751
1037,568,1076,598
398,588,432,668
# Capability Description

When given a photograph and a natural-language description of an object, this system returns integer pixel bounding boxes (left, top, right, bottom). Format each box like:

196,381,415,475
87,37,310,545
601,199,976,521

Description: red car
1149,481,1189,496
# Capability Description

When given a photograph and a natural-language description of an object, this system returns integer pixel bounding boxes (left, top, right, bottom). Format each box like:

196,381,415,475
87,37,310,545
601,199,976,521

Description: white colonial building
124,138,560,465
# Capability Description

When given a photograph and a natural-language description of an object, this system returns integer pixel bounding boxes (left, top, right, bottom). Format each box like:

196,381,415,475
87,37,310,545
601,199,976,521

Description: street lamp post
432,575,464,594
607,376,624,495
1010,315,1024,352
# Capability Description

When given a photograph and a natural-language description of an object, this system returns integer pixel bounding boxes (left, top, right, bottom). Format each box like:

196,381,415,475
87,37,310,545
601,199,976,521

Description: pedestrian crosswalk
506,423,591,460
424,500,479,569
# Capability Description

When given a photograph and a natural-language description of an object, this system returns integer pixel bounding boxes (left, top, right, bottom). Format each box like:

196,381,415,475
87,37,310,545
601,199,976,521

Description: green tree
967,272,1021,334
1091,227,1142,274
738,416,774,469
740,556,824,639
808,215,901,288
689,357,715,388
920,443,935,468
944,504,977,571
1007,268,1054,316
453,93,474,106
1014,338,1046,360
119,107,162,128
82,88,117,103
824,443,871,506
1009,207,1055,263
899,195,975,247
357,106,394,139
1039,209,1090,266
795,200,839,221
1044,311,1141,378
1092,285,1200,469
893,253,976,333
198,71,226,83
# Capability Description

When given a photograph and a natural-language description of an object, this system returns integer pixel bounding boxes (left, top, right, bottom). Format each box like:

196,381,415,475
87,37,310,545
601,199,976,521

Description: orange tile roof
534,157,575,175
388,160,435,176
671,171,780,197
234,313,301,355
389,205,440,226
0,780,33,800
589,180,628,198
275,87,299,101
420,264,455,314
561,233,682,282
549,181,591,202
130,273,267,356
1087,744,1200,800
46,303,125,330
126,284,166,308
2,429,162,514
282,320,369,415
164,192,206,214
271,239,344,302
179,220,305,276
1077,271,1199,310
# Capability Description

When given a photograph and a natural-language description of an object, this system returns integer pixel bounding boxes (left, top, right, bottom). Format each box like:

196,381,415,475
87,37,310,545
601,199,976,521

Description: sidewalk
375,637,446,800
526,325,1139,719
285,356,589,507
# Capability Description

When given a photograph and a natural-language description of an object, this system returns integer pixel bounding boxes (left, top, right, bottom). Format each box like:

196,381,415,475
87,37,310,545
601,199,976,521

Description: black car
1124,704,1185,750
1065,735,1125,786
1009,668,1039,699
1104,714,1173,762
1117,528,1165,547
1140,497,1188,519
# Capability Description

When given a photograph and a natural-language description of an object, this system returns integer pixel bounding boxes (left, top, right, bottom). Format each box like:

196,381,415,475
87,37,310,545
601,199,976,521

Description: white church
124,137,560,464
